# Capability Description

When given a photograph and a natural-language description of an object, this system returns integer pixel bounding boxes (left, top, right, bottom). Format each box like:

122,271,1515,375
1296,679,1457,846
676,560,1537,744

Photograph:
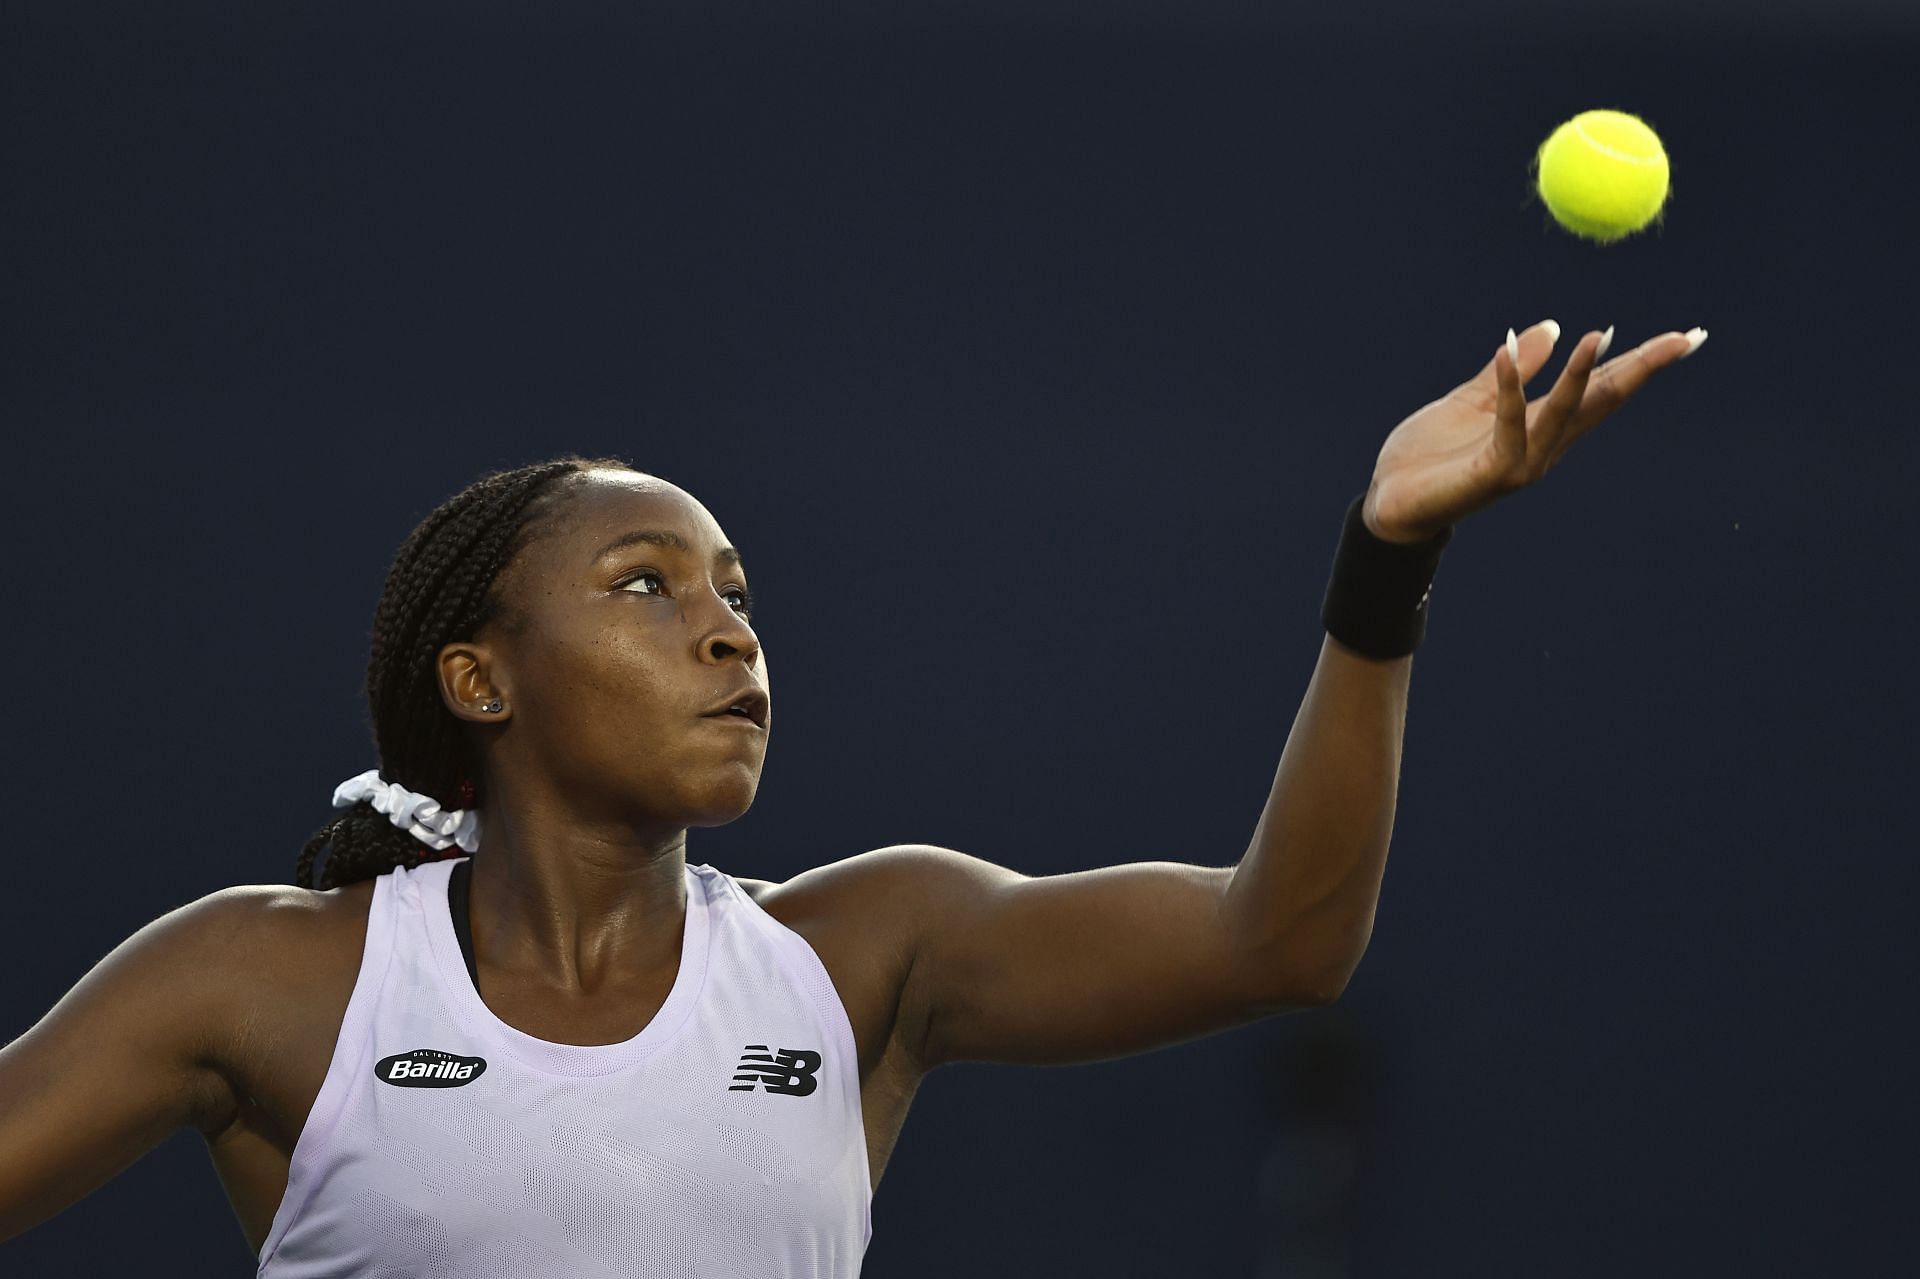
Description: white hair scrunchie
332,769,482,854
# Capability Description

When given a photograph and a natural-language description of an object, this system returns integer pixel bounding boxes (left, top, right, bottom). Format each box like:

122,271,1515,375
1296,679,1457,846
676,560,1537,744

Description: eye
616,571,667,597
618,572,755,619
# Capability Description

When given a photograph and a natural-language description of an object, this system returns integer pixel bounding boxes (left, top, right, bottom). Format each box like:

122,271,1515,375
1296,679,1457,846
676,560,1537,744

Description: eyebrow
591,528,745,571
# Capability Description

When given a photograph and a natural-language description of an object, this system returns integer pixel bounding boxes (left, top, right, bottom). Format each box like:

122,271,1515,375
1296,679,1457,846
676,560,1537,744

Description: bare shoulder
181,880,376,1069
728,844,990,932
199,878,377,963
249,878,380,1007
728,846,1007,1010
0,880,366,1151
729,874,780,906
139,882,342,974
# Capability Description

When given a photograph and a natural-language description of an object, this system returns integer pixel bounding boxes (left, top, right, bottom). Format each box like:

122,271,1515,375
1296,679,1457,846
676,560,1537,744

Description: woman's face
451,468,770,833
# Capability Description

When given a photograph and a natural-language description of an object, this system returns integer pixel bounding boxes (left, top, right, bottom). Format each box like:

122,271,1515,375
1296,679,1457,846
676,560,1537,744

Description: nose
700,589,760,666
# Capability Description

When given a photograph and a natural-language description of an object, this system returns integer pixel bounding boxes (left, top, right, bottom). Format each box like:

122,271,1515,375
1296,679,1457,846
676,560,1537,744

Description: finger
1461,319,1557,409
1527,330,1602,471
1490,328,1528,476
1550,331,1692,459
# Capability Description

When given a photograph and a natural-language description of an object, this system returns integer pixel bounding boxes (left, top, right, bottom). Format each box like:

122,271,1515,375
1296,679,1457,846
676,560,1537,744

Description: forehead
554,470,730,557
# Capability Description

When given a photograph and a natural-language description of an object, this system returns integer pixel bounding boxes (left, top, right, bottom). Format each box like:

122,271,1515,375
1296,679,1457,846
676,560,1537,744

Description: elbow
1298,919,1375,1005
1225,888,1377,1014
1266,951,1364,1011
1313,965,1355,1005
1227,905,1372,1013
1247,964,1353,1016
1296,966,1353,1007
1315,943,1373,1003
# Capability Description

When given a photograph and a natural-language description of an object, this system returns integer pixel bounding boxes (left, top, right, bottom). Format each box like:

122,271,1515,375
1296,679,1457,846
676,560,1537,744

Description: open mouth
701,687,768,728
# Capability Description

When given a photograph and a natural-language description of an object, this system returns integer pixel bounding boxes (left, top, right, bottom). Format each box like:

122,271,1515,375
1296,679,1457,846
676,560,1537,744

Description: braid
295,453,640,890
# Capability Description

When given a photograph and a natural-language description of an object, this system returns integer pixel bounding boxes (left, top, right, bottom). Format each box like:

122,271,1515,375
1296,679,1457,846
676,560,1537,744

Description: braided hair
295,454,641,890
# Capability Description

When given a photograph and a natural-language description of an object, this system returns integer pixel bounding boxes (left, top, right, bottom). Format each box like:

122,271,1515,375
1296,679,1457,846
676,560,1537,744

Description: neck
462,793,691,995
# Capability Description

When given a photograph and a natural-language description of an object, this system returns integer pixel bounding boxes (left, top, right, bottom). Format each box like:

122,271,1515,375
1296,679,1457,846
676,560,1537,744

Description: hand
1362,320,1706,544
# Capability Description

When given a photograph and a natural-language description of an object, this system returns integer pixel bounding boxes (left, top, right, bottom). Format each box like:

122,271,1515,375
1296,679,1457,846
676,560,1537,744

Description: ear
438,641,510,723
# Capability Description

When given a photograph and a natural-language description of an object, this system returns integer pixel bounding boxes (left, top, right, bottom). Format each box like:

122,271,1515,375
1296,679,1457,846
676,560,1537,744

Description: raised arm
868,630,1411,1072
849,322,1701,1072
0,887,265,1241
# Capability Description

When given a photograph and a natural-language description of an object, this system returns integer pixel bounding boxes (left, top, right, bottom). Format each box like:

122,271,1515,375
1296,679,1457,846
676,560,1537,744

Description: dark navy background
4,3,1913,1274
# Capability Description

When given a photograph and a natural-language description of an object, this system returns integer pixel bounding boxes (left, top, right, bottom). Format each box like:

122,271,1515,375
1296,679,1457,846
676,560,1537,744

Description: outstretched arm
877,630,1409,1073
832,322,1703,1071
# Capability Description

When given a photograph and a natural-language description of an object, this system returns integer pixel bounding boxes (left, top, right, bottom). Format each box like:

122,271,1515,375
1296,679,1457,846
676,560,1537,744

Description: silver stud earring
483,699,503,713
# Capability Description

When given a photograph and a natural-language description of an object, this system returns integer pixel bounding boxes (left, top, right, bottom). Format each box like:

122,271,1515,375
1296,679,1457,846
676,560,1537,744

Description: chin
689,806,754,831
688,776,761,827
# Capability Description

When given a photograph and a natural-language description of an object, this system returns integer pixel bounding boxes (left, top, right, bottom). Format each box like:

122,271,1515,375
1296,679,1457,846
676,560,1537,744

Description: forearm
1221,632,1413,1002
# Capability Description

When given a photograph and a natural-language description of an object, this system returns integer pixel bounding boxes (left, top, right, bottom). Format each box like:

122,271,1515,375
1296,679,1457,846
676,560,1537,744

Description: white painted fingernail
1682,327,1709,357
1595,324,1615,360
1506,327,1519,370
1540,319,1561,344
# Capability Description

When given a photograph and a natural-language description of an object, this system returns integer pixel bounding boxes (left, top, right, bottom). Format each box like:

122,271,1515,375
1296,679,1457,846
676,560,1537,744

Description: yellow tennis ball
1533,109,1672,244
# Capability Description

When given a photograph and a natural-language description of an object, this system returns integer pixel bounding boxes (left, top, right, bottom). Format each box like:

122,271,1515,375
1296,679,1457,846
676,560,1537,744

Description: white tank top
256,855,872,1277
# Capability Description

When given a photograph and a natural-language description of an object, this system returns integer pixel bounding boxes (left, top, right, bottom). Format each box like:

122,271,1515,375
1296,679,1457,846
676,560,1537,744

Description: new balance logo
729,1044,821,1095
375,1048,488,1088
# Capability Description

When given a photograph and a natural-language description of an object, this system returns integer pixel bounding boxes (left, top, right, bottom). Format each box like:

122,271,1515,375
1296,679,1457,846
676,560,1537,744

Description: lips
700,686,769,729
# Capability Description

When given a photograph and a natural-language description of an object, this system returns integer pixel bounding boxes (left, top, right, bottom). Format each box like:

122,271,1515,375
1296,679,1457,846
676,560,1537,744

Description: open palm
1362,320,1707,544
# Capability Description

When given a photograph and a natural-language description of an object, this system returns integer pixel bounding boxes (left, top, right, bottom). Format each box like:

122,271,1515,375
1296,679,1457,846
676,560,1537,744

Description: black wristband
1320,493,1453,660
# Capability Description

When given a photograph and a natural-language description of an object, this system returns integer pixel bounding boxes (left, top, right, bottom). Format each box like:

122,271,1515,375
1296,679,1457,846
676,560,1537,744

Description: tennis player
0,321,1703,1275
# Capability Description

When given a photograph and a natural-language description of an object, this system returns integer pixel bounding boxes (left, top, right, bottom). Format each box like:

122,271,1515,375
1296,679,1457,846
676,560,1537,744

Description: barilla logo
375,1048,488,1088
